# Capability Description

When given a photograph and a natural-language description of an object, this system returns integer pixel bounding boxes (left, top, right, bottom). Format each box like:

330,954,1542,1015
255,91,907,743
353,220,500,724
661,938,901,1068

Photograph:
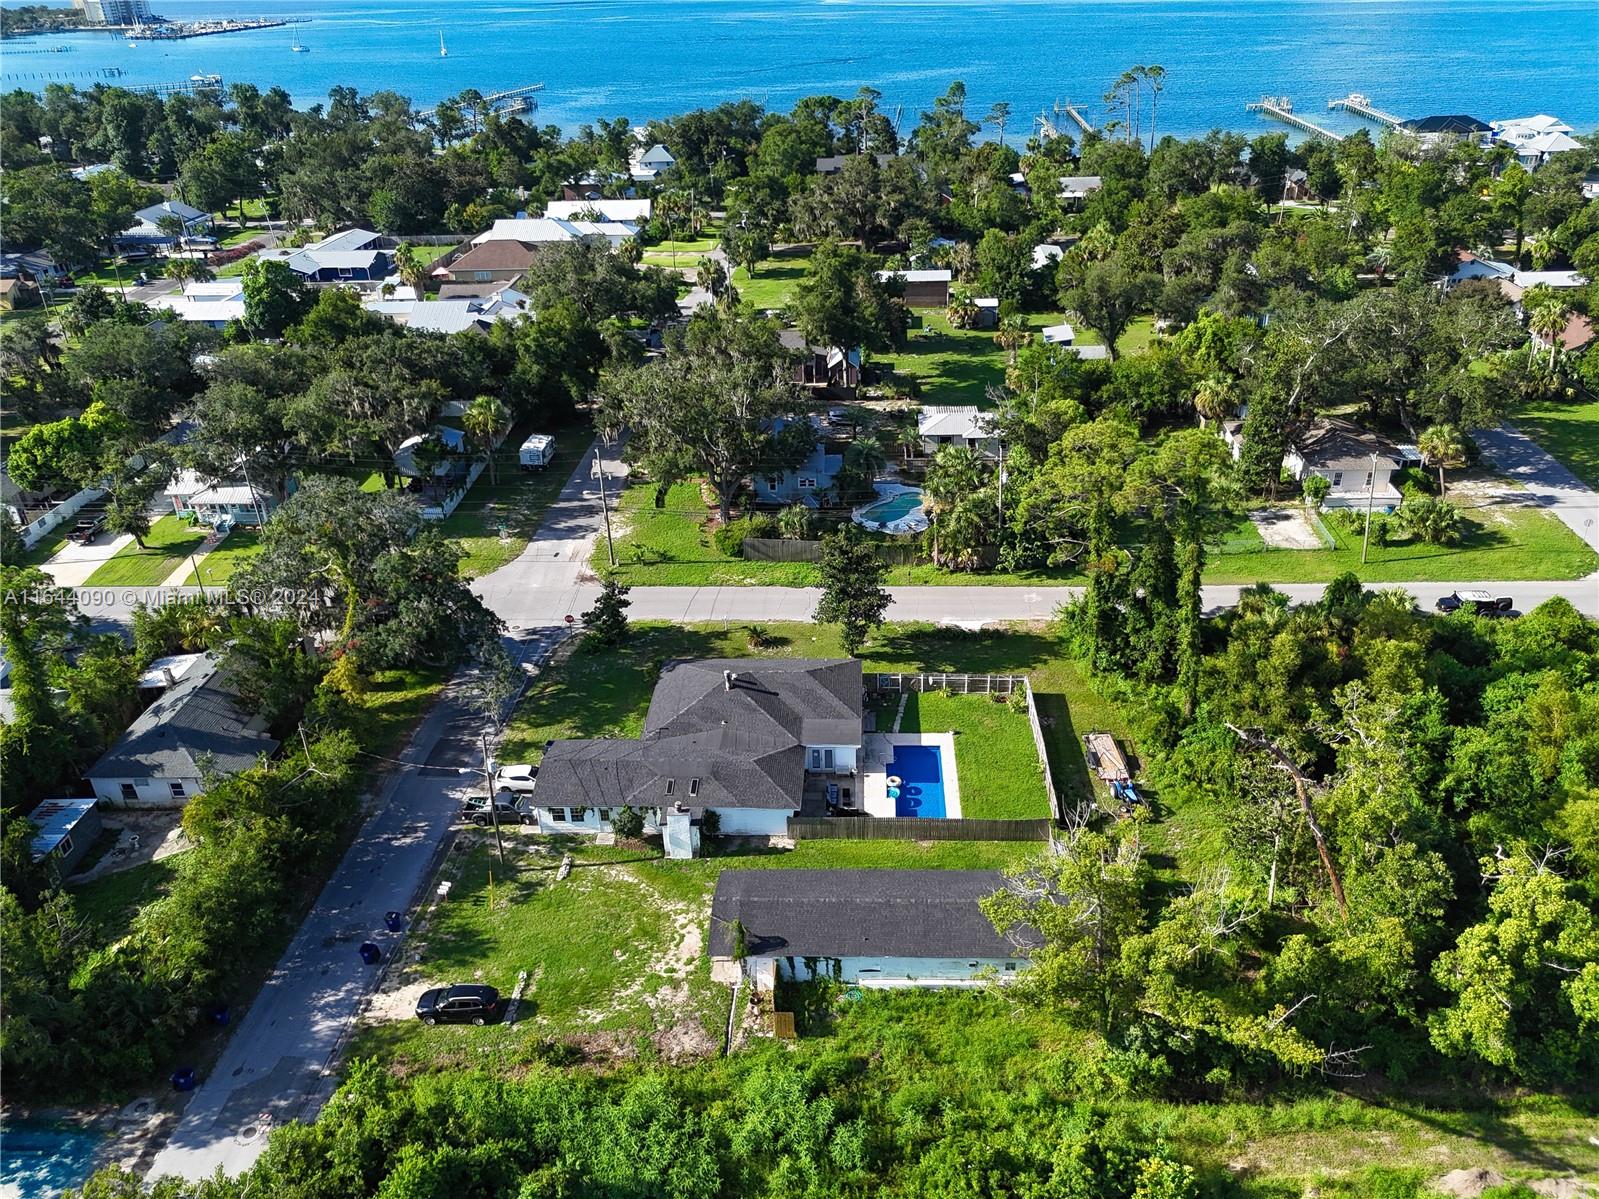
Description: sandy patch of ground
73,810,190,882
1249,507,1325,550
363,980,438,1025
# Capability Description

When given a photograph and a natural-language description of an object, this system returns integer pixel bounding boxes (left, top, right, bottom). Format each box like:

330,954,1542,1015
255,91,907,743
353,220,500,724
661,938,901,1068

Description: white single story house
708,869,1029,992
29,798,103,875
153,280,246,328
917,405,1000,458
1058,175,1103,205
528,658,864,857
1032,243,1064,271
544,198,652,223
472,217,639,251
189,482,277,527
86,660,278,808
366,286,531,334
1220,417,1404,509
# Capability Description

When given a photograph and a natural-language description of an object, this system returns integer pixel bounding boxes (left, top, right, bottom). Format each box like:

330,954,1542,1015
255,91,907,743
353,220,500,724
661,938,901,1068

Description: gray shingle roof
1293,418,1401,470
708,869,1016,959
531,658,861,814
645,658,861,748
87,661,278,781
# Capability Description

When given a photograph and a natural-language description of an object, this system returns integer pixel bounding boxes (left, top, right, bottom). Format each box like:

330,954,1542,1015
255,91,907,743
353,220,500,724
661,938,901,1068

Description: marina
124,18,300,41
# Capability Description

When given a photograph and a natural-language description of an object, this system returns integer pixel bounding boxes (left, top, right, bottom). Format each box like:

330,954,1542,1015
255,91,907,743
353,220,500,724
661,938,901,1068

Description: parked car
495,764,538,793
461,794,532,826
1435,590,1518,618
67,515,105,544
415,984,502,1026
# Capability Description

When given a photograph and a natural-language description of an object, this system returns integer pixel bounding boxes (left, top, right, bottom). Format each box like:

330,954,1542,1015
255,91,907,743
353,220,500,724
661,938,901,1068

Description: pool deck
861,732,962,818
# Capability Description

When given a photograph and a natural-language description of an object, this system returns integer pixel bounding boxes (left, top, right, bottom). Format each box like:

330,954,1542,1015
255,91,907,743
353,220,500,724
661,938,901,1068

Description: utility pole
189,551,209,601
593,446,617,568
1360,451,1378,564
480,730,506,868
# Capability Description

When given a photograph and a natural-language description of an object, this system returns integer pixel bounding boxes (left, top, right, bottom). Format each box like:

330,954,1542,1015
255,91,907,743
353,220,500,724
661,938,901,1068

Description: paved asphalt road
146,627,565,1183
1472,422,1599,554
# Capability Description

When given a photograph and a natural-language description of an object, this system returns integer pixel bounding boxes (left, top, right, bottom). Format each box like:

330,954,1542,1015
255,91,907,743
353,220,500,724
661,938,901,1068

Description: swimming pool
888,744,946,819
861,493,922,522
0,1119,105,1198
853,486,928,534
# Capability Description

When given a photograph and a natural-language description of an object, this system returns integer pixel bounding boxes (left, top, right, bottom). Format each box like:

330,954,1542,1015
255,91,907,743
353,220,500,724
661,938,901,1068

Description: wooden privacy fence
789,816,1052,841
742,537,923,565
1024,683,1068,822
866,672,1025,696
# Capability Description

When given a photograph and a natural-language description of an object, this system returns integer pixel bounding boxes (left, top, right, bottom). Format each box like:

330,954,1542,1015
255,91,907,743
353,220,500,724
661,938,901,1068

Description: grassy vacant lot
83,514,207,586
434,423,590,577
730,249,812,312
1514,396,1599,490
893,690,1048,819
877,310,1118,407
1207,502,1599,584
342,664,454,758
70,851,194,938
182,528,262,587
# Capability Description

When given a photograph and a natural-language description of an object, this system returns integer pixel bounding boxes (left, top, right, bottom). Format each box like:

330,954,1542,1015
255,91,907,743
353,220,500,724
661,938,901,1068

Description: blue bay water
2,0,1596,138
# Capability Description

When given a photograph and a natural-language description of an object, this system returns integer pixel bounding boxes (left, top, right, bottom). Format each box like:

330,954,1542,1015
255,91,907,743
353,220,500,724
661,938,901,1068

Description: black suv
1435,591,1517,618
415,984,502,1026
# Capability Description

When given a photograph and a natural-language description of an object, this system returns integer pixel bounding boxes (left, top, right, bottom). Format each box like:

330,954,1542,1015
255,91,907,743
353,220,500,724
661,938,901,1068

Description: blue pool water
860,493,924,524
0,1120,105,1198
889,744,946,819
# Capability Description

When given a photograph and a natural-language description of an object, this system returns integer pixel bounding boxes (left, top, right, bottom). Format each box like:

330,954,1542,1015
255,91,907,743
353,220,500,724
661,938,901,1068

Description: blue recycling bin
359,941,382,965
384,910,404,933
170,1067,197,1092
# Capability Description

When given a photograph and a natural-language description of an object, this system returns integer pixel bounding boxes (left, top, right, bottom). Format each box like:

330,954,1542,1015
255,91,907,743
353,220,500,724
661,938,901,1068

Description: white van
518,434,556,470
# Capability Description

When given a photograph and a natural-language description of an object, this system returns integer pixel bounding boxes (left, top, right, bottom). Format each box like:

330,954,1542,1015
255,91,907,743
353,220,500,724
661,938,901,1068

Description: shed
29,798,102,873
875,268,952,308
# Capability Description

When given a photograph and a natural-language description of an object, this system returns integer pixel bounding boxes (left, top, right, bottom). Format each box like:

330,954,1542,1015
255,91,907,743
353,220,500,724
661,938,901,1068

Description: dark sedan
416,984,502,1026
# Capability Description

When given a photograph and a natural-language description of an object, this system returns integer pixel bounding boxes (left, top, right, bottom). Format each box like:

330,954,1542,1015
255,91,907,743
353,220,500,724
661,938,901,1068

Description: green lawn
1514,396,1599,490
434,424,591,578
83,514,207,586
182,528,262,587
342,664,454,759
410,242,455,265
893,690,1049,819
730,251,812,312
1206,502,1599,584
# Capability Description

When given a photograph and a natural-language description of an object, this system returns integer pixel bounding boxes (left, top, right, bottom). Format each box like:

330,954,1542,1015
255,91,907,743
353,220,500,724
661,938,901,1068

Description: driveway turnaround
1473,423,1599,554
147,628,566,1183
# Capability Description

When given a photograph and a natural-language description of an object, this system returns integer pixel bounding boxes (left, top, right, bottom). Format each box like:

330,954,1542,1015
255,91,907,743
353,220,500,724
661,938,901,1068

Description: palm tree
462,395,509,485
167,257,216,285
395,242,428,298
945,287,979,330
696,257,728,299
1417,423,1467,497
924,444,990,568
1526,229,1558,270
1365,242,1393,281
1192,373,1236,430
993,312,1031,366
1527,296,1570,372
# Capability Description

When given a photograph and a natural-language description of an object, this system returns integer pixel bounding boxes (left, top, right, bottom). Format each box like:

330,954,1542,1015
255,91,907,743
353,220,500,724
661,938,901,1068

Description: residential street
146,627,565,1183
1472,422,1599,553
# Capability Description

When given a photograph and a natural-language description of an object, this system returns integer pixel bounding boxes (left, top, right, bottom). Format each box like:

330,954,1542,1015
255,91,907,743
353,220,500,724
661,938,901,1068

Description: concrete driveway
39,530,132,586
1473,423,1599,555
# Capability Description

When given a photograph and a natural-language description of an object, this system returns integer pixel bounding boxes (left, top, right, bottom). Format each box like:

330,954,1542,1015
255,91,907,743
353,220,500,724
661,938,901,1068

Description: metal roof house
86,660,278,808
29,798,103,875
530,659,863,855
916,406,1000,458
708,869,1027,992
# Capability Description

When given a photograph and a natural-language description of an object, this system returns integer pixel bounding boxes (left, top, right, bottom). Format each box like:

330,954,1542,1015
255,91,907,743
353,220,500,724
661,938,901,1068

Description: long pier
431,82,546,120
1328,92,1403,129
129,74,225,97
1035,100,1094,142
124,18,300,40
1246,96,1342,144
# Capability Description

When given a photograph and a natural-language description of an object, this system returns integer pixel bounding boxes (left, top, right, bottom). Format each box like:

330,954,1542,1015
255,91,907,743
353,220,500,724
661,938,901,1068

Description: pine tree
581,575,632,648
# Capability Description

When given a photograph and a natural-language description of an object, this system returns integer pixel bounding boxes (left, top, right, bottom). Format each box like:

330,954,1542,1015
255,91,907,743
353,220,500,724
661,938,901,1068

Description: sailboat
439,31,448,58
291,33,308,52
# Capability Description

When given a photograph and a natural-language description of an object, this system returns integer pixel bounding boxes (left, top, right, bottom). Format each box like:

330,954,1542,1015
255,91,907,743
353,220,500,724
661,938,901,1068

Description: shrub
1301,474,1330,508
700,809,721,840
1397,496,1464,545
610,805,644,839
711,514,777,558
208,240,263,267
777,504,814,540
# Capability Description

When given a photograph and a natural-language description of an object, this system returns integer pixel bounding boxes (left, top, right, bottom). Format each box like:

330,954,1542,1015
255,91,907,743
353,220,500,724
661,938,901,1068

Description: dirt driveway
1249,508,1325,550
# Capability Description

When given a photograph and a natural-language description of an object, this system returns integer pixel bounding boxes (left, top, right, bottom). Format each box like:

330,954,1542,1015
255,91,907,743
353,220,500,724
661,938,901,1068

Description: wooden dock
1246,96,1342,144
130,74,224,97
433,82,546,120
1035,100,1094,142
1328,92,1403,130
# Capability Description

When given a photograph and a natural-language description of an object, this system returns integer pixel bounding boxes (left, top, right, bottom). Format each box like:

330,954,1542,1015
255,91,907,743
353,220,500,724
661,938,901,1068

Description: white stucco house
86,660,278,808
708,869,1029,992
1490,115,1581,168
528,658,864,856
916,406,1000,459
1254,417,1405,509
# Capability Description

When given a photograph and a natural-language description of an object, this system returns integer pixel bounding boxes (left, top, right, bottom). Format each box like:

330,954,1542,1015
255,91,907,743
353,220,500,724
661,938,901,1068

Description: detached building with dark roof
529,658,863,855
86,660,278,808
708,869,1028,991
